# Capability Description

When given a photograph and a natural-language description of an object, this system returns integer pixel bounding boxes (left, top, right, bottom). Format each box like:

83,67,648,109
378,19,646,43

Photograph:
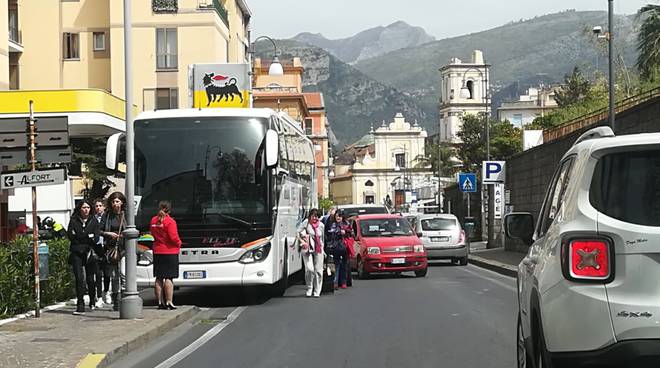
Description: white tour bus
106,108,316,295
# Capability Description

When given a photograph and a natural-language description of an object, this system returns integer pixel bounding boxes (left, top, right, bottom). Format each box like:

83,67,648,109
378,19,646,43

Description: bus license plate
184,271,206,279
391,258,405,265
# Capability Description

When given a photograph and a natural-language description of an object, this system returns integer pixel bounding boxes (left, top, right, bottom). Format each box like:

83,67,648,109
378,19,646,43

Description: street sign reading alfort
1,167,66,190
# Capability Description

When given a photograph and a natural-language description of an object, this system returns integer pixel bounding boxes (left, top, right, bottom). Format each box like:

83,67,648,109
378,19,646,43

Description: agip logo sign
191,63,250,108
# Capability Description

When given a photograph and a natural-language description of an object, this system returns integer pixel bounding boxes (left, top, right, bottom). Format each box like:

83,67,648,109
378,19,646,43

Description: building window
395,153,406,168
365,195,375,204
512,114,523,127
365,180,374,187
63,33,80,60
93,32,106,51
155,88,178,109
465,80,474,99
156,28,178,69
305,118,313,136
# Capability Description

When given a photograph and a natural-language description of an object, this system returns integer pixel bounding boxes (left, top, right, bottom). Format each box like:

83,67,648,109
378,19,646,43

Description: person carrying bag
101,192,127,311
67,200,101,315
298,209,325,298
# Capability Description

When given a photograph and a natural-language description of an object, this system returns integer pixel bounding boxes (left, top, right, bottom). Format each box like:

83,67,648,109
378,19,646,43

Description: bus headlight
239,243,271,264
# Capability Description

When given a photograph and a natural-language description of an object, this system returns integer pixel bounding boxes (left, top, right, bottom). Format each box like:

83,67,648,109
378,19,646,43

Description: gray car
410,214,468,265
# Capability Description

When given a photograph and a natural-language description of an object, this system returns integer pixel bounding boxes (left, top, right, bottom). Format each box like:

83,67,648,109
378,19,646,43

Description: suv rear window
341,206,388,218
421,218,457,231
590,150,660,226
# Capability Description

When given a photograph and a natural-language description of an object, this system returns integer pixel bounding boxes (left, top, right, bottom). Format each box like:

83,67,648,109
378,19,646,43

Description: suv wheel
517,313,531,368
459,256,468,266
533,317,553,368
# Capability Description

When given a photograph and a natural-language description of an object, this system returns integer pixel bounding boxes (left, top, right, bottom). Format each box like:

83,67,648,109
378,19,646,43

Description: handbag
105,213,125,265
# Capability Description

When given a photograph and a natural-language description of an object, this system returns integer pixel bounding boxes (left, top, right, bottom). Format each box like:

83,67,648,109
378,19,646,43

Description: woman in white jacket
298,209,325,297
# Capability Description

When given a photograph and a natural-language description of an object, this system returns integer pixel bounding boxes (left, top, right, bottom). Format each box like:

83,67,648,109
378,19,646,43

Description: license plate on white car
391,258,405,264
183,271,206,279
431,236,450,242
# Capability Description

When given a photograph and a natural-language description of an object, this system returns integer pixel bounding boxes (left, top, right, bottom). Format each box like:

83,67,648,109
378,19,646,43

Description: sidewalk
0,301,199,368
468,241,525,277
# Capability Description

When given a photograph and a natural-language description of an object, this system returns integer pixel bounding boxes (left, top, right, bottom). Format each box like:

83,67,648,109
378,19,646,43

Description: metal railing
152,0,178,13
544,86,660,142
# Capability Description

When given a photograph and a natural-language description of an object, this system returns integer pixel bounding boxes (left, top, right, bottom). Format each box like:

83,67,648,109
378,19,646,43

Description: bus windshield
134,117,270,230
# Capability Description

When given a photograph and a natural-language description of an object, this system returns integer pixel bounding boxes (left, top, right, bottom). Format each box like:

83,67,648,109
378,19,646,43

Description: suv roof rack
573,126,615,146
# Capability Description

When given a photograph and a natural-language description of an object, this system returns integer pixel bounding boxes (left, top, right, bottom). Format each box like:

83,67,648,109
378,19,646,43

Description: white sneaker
95,298,104,309
104,292,112,305
83,295,90,305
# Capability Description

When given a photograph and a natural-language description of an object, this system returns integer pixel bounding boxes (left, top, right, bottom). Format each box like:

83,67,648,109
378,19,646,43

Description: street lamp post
120,0,142,319
608,0,615,130
248,35,284,108
458,65,495,248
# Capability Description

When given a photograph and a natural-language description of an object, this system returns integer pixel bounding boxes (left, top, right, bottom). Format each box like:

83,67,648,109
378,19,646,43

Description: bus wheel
272,247,288,297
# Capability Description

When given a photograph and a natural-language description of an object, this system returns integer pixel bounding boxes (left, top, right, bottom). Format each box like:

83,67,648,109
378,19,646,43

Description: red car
349,214,428,278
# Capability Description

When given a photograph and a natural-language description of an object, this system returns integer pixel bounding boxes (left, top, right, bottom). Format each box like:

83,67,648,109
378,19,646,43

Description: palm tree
637,4,660,80
414,142,457,178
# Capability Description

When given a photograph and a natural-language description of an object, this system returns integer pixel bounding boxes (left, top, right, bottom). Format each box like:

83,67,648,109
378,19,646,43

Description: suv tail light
458,230,466,245
561,237,614,283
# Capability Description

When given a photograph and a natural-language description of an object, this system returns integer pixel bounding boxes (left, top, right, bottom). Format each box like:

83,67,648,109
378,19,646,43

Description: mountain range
257,11,639,147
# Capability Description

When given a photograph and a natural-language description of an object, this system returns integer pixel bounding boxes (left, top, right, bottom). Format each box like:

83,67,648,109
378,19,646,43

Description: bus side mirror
106,132,125,170
265,129,279,168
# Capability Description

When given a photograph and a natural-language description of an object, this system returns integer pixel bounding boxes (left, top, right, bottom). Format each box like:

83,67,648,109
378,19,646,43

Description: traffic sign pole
28,100,40,318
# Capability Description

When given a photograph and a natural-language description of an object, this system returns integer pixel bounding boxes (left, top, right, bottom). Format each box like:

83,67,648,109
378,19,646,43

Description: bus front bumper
136,261,275,287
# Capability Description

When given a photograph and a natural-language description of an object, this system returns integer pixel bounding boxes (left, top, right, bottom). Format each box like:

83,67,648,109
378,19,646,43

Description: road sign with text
1,167,66,190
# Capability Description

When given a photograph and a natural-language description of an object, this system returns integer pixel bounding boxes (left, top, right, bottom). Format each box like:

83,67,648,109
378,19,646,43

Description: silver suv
410,214,468,265
505,127,660,367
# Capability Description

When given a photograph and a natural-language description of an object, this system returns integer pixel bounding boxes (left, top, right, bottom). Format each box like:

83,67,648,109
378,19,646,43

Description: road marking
154,306,247,368
76,353,105,368
460,265,517,292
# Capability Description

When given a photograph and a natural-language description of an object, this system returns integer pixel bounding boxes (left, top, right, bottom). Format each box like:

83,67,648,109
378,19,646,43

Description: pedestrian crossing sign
458,173,477,193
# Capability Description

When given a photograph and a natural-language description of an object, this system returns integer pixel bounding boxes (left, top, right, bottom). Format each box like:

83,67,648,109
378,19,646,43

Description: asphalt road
112,262,517,368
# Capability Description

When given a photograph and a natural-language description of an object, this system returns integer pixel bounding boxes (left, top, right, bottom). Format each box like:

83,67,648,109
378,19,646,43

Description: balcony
152,0,178,13
212,0,229,27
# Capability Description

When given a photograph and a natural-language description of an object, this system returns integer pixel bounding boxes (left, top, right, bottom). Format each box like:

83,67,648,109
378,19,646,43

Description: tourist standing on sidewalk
298,209,325,298
340,218,355,287
101,192,126,311
325,210,349,289
67,200,101,315
150,201,182,310
92,198,108,307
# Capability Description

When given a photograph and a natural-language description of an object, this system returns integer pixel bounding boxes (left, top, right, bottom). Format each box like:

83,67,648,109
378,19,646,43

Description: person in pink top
150,201,182,310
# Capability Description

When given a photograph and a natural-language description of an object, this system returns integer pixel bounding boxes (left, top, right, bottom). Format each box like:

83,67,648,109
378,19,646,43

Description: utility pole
484,66,495,249
120,0,143,319
28,101,40,318
608,0,616,130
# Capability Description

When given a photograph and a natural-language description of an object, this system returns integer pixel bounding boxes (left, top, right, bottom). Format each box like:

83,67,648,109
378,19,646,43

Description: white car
505,126,660,367
409,214,468,265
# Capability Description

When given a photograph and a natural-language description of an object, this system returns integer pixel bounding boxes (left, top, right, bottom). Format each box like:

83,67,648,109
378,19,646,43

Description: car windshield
421,218,458,231
360,218,414,237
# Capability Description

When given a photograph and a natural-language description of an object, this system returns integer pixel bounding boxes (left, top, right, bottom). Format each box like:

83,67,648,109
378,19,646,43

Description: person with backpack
325,210,350,289
67,200,102,315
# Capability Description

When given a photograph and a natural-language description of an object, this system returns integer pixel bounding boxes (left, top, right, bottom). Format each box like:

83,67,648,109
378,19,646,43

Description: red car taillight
562,238,613,282
458,230,466,244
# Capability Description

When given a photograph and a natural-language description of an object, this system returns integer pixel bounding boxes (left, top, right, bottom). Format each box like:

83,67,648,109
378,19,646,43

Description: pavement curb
468,254,518,278
97,306,201,368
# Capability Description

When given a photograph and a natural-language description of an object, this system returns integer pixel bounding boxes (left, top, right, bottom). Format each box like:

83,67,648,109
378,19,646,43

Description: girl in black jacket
67,199,101,315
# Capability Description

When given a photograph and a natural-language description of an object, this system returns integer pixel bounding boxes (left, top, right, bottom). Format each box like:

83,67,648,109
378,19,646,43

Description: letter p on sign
482,161,505,183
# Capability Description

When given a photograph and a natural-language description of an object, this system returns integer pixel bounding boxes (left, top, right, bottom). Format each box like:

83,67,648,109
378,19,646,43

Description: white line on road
460,265,517,292
154,306,247,368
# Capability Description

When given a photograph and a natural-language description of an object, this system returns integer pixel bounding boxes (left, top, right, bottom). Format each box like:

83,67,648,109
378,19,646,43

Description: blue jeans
333,248,347,286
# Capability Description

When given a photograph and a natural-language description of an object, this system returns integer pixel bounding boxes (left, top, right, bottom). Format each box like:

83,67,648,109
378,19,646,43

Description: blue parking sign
458,173,477,193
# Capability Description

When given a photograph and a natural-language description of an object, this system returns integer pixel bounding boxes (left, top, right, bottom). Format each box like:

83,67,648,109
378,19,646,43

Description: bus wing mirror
265,129,279,168
106,132,125,170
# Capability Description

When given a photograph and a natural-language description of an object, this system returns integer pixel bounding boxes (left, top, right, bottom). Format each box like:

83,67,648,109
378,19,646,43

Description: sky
247,0,657,41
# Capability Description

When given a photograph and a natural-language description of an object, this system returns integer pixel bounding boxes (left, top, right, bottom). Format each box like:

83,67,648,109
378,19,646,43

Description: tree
637,5,660,81
318,197,335,212
456,114,522,173
553,67,591,107
71,137,117,200
414,142,456,177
